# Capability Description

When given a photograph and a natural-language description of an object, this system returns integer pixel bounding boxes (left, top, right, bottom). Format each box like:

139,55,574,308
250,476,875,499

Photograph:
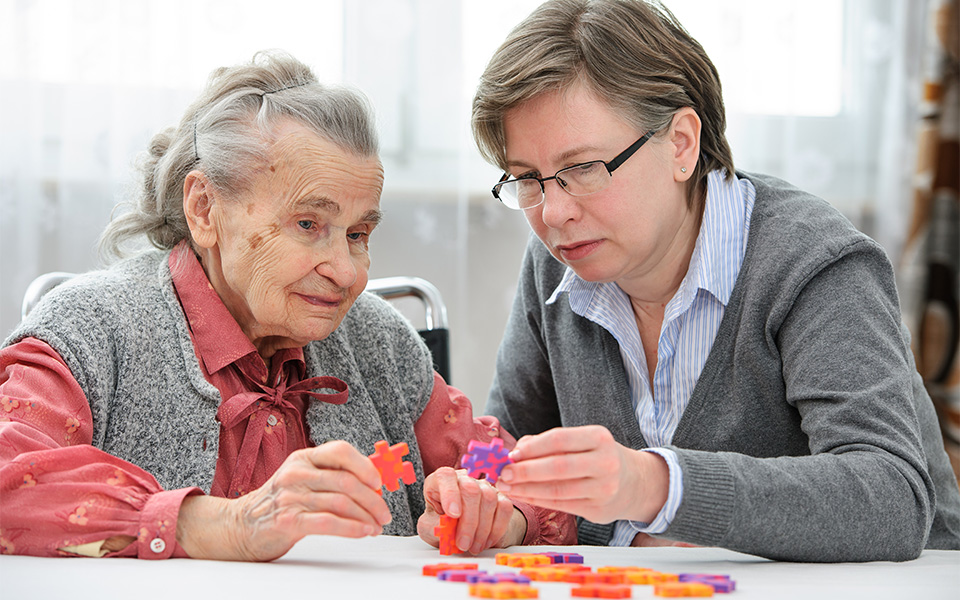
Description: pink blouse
0,245,574,559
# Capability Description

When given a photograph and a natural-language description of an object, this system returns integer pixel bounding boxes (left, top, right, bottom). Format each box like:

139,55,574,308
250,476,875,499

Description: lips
296,292,343,308
555,239,602,262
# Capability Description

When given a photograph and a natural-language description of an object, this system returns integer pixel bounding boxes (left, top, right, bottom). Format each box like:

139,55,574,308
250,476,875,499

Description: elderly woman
0,51,571,560
435,0,960,562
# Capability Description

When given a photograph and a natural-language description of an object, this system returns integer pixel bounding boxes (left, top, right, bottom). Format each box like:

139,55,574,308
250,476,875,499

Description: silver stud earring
680,167,687,173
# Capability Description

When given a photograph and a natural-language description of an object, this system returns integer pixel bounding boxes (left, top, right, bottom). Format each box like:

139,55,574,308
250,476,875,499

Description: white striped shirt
546,170,756,544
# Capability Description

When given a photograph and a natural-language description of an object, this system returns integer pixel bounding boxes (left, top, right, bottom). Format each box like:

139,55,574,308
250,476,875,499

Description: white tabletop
1,535,957,600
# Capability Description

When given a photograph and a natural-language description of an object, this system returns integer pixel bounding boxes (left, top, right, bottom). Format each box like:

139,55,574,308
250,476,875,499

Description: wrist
503,507,528,547
631,450,669,523
177,494,243,560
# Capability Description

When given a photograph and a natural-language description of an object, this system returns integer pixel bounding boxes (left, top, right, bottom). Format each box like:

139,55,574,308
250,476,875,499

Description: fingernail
364,525,377,536
458,536,470,551
499,469,513,482
497,481,511,491
449,502,461,517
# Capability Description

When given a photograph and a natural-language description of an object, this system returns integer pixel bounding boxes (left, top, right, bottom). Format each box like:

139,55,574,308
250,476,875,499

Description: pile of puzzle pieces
423,552,737,598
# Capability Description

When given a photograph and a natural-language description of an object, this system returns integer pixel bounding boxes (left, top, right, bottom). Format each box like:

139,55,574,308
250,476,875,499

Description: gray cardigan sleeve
664,237,938,561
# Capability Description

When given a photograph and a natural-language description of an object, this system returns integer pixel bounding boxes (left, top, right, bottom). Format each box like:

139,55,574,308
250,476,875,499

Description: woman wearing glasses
422,0,960,561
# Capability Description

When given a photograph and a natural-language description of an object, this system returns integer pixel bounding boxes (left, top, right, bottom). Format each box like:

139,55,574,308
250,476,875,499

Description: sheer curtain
0,0,933,407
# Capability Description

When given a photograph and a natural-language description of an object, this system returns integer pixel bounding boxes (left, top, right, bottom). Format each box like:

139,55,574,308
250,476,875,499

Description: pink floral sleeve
414,372,577,545
0,337,201,558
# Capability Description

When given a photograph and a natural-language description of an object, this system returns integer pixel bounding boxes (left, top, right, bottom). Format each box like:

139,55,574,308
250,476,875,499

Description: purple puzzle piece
679,573,736,593
466,572,532,585
460,438,513,483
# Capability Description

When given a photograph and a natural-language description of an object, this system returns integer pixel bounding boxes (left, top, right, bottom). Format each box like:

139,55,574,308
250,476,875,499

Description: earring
680,167,687,173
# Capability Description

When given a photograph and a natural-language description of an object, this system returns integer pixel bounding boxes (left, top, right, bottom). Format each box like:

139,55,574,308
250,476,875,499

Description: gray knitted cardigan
487,172,960,562
6,251,435,536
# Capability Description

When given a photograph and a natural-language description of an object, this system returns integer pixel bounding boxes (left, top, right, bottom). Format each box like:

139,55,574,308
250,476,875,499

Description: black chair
21,272,451,383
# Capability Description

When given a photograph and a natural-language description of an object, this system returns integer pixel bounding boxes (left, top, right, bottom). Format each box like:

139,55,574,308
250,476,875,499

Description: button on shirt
546,170,756,544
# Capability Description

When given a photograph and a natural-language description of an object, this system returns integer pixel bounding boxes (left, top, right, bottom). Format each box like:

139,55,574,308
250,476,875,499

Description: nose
315,238,359,289
538,178,579,229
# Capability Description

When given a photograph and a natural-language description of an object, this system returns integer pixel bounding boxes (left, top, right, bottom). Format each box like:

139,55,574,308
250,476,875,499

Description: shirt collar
547,169,748,314
168,241,304,375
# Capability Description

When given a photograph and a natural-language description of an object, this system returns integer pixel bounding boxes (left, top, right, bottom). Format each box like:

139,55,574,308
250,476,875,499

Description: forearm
667,448,931,562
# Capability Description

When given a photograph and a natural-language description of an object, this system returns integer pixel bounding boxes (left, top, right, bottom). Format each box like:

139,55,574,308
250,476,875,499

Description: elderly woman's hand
417,466,525,554
495,425,669,526
176,441,391,561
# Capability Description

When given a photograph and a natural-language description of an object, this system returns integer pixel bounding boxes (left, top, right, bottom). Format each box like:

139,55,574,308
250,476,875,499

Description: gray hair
100,50,379,262
472,0,734,211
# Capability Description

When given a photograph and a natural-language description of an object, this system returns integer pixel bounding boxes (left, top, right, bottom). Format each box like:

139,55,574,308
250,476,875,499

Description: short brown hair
472,0,734,210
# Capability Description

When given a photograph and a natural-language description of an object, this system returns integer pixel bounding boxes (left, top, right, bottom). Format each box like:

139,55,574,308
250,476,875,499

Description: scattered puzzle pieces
653,582,715,597
423,562,478,576
461,438,513,483
571,583,633,598
368,440,416,492
434,514,459,555
469,582,539,599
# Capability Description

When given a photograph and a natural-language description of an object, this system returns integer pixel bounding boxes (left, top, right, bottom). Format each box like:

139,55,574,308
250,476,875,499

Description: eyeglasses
491,129,657,210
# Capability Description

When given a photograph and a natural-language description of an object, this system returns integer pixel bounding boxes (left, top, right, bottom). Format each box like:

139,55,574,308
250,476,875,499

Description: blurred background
1,0,957,471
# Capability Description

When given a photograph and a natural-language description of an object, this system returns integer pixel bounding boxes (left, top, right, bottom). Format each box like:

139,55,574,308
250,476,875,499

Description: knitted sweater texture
7,251,434,536
487,172,960,561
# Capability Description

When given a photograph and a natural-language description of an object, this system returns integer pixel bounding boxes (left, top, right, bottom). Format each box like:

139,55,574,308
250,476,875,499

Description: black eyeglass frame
491,129,659,209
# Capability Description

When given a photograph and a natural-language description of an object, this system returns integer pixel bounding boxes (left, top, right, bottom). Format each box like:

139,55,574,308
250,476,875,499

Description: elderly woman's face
202,121,383,353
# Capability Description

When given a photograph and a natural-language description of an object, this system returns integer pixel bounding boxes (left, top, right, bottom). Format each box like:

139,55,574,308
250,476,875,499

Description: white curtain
0,0,931,406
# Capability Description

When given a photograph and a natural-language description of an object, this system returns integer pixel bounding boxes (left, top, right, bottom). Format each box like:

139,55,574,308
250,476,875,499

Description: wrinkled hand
417,466,526,554
178,441,391,561
495,425,668,525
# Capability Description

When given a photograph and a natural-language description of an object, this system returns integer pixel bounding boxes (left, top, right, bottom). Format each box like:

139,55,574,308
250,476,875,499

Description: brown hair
472,0,734,211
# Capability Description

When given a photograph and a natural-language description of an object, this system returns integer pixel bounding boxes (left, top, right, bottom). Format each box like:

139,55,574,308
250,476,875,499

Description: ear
183,171,218,249
669,107,701,183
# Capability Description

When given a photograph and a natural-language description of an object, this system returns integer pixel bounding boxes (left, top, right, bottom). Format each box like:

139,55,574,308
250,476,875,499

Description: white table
1,535,957,599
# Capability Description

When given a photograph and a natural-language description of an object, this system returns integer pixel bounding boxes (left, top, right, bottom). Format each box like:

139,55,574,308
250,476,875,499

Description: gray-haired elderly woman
0,51,571,561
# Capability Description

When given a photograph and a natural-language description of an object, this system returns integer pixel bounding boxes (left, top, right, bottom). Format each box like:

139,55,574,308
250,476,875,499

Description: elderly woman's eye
297,220,316,231
347,231,368,241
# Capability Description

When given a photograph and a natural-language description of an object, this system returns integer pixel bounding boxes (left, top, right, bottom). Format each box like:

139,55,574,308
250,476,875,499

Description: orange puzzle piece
434,514,459,555
653,582,715,597
422,562,478,576
368,440,416,492
571,583,633,598
469,582,539,599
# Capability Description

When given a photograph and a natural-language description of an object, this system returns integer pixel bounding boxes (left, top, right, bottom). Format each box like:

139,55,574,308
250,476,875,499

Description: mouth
294,292,343,308
555,239,602,262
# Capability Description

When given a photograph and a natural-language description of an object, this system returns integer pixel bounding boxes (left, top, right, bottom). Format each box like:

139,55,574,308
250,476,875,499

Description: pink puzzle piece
460,438,513,483
368,440,416,492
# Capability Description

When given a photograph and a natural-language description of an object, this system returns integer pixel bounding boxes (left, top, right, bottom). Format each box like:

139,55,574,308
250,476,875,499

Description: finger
469,481,500,554
509,425,612,461
496,476,598,504
455,474,484,553
417,512,440,546
299,490,389,531
302,441,383,491
486,496,517,549
299,468,393,526
295,511,382,539
501,450,607,486
434,467,465,517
